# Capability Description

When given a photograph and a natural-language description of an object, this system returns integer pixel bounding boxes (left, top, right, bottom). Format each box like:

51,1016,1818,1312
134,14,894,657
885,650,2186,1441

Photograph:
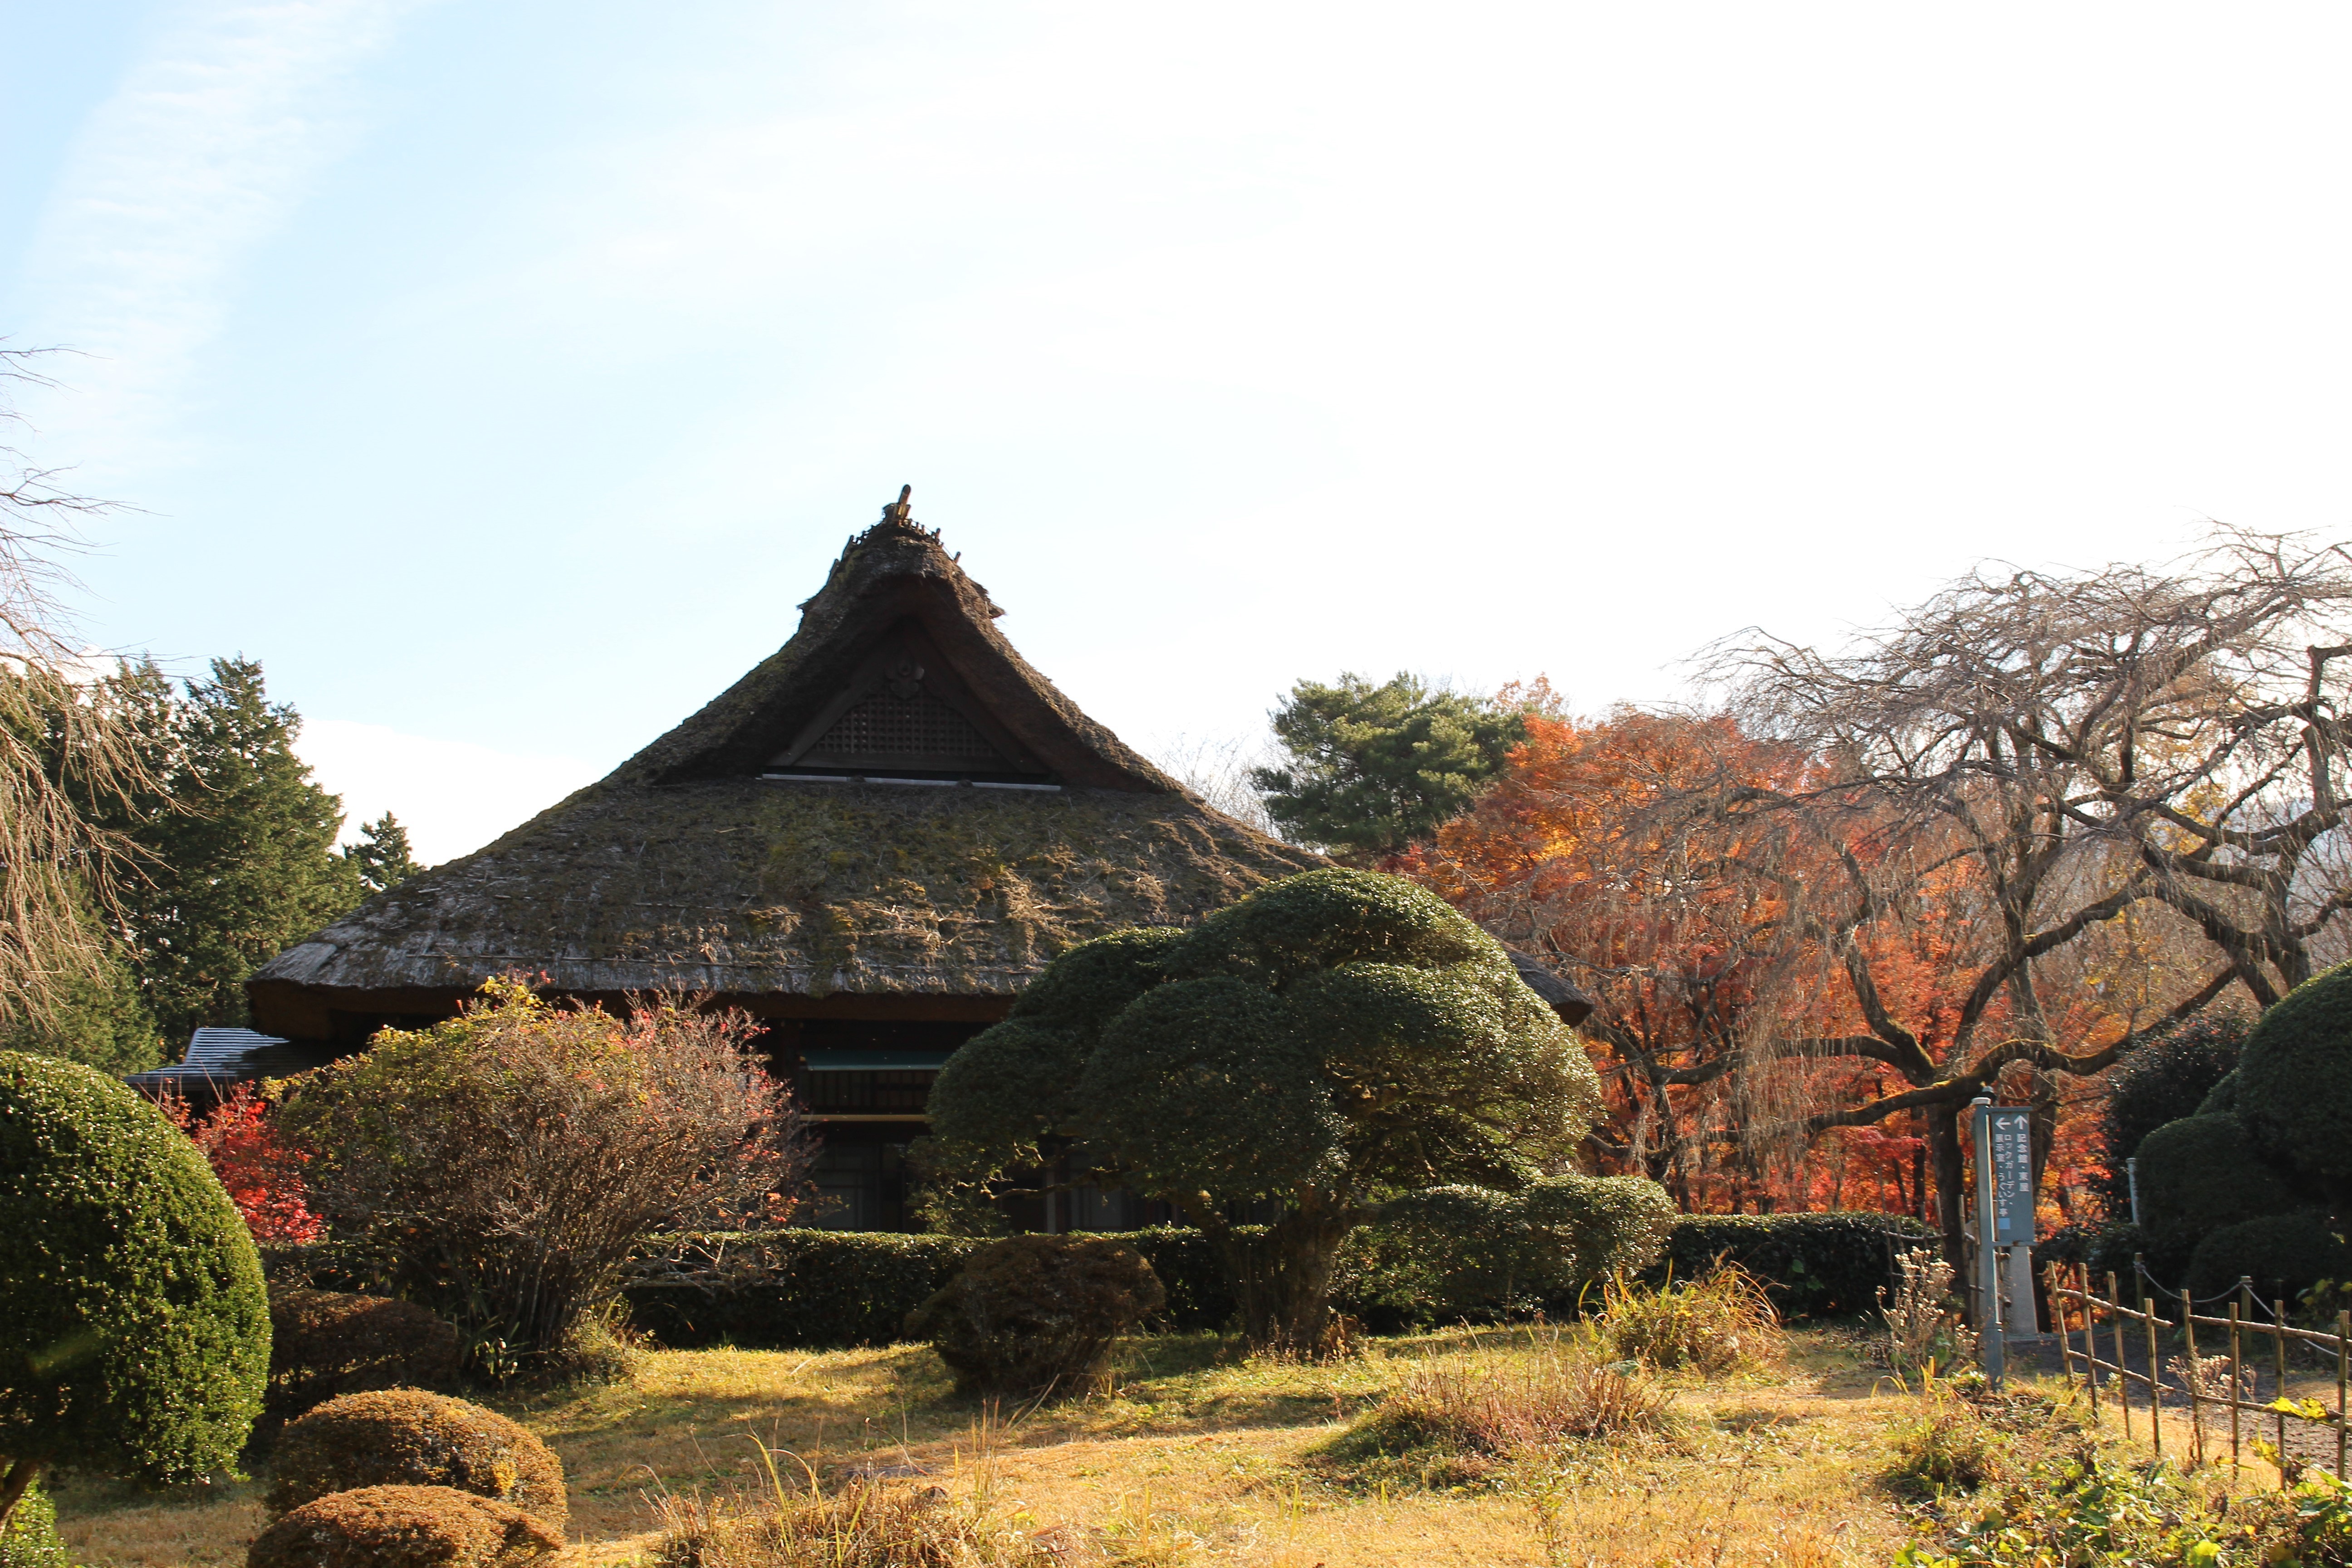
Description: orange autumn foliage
1397,703,2131,1224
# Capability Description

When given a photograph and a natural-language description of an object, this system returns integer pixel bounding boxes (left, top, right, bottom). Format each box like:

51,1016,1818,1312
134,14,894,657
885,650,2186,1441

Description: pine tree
343,812,424,893
0,938,162,1074
1250,673,1531,860
107,658,363,1041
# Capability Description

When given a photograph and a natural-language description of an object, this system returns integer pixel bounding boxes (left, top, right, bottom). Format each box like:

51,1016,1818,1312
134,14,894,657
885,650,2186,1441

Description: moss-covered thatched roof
251,498,1320,1015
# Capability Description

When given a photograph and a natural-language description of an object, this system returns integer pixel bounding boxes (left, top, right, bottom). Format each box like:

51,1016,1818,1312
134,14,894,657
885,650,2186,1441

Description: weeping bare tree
0,347,151,1028
1676,529,2352,1259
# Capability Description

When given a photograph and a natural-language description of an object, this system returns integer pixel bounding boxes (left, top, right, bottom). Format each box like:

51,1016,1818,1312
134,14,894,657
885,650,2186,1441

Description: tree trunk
1220,1204,1357,1355
1931,1106,1968,1273
0,1456,41,1532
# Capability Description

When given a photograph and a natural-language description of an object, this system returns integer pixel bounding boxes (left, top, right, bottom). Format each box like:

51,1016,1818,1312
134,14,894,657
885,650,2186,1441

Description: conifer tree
342,811,424,893
1251,673,1530,860
104,658,363,1040
0,939,161,1075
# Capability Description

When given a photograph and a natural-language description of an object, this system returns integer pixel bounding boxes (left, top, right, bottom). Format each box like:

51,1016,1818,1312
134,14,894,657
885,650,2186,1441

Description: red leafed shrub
277,979,813,1363
163,1081,324,1246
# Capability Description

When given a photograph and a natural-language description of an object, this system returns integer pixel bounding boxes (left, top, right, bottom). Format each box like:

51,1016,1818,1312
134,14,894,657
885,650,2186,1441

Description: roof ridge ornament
882,484,914,525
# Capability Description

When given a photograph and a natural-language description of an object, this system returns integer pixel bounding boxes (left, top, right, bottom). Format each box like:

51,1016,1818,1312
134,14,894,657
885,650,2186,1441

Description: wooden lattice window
814,689,1000,764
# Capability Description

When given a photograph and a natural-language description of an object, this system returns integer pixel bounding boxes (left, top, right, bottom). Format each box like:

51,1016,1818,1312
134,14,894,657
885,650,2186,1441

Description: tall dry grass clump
1877,1247,1976,1374
651,1482,1061,1568
1325,1325,1676,1485
1598,1264,1784,1375
650,1421,1059,1568
1393,1341,1674,1452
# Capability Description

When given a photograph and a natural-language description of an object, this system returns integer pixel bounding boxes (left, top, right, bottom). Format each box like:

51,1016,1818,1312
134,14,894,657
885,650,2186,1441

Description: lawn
48,1323,1964,1568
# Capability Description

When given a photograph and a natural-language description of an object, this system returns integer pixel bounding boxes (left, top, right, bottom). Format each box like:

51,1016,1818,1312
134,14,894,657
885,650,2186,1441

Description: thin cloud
20,0,424,463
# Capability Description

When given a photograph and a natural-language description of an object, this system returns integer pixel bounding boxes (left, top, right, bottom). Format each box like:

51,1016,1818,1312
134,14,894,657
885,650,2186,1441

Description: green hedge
1646,1212,1938,1319
626,1210,1929,1348
624,1228,1242,1349
2186,1211,2352,1308
625,1231,981,1348
623,1226,1241,1348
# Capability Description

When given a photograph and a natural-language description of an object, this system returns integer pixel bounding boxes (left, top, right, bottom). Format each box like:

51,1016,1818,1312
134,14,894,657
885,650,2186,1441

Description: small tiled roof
125,1027,335,1098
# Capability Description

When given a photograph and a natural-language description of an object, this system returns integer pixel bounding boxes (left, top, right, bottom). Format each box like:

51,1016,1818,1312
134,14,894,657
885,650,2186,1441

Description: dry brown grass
651,1480,1060,1568
51,1326,1941,1568
1314,1325,1678,1492
1598,1263,1786,1377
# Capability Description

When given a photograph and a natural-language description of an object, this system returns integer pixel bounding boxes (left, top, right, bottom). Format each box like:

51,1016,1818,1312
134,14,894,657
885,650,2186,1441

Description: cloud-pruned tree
926,868,1615,1351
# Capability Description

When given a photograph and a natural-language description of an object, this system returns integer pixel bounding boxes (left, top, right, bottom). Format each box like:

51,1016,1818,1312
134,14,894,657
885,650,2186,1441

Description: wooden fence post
2110,1272,2132,1442
2082,1265,2098,1419
2275,1298,2289,1460
2229,1300,2242,1472
2078,1285,2351,1480
2337,1308,2348,1482
2047,1265,2075,1386
2181,1287,2204,1466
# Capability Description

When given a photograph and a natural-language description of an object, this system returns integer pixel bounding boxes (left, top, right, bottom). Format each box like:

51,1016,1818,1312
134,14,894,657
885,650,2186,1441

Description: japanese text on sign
1987,1108,2034,1245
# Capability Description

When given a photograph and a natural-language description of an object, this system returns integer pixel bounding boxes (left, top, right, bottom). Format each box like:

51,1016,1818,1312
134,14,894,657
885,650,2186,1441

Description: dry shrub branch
279,978,813,1365
0,348,156,1031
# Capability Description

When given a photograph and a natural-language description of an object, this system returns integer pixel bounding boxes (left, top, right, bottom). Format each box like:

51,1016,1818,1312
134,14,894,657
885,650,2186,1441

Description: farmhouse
246,491,1323,1227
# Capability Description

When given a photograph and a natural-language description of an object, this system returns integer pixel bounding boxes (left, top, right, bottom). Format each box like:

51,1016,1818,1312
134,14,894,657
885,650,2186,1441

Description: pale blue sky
7,2,2352,860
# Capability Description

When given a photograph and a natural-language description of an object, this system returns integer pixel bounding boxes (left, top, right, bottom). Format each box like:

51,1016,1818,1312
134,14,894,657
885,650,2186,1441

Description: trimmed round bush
268,1391,566,1531
2196,1069,2241,1116
2186,1211,2352,1308
906,1234,1165,1399
2130,1112,2304,1271
247,1485,561,1568
265,1289,462,1435
2099,1014,2247,1210
0,1480,68,1568
2235,960,2352,1192
0,1050,269,1485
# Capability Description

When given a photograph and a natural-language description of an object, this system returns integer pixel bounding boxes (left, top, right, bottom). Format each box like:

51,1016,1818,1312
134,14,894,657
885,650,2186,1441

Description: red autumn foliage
1397,700,2172,1237
162,1081,325,1246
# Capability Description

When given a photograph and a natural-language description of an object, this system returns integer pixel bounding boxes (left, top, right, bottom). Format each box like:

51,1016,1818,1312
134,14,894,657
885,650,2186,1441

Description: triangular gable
769,618,1048,780
616,492,1178,792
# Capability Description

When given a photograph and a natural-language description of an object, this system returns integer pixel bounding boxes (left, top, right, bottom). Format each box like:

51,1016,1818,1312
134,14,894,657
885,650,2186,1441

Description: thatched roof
1504,951,1596,1027
250,496,1320,1025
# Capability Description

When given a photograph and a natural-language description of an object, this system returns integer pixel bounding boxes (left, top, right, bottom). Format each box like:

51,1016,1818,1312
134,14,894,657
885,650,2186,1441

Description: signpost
1972,1097,2036,1384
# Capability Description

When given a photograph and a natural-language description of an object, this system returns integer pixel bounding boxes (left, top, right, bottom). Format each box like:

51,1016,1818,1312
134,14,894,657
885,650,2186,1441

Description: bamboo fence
2043,1262,2349,1480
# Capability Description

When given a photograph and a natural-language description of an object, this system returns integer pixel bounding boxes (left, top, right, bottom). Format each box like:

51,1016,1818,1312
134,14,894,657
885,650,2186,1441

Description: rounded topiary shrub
247,1485,561,1568
2130,1112,2306,1271
268,1391,566,1532
0,1051,269,1490
2185,1211,2352,1308
0,1480,69,1568
2099,1014,2248,1211
906,1233,1166,1400
2196,1069,2241,1116
2235,960,2352,1194
265,1289,462,1436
